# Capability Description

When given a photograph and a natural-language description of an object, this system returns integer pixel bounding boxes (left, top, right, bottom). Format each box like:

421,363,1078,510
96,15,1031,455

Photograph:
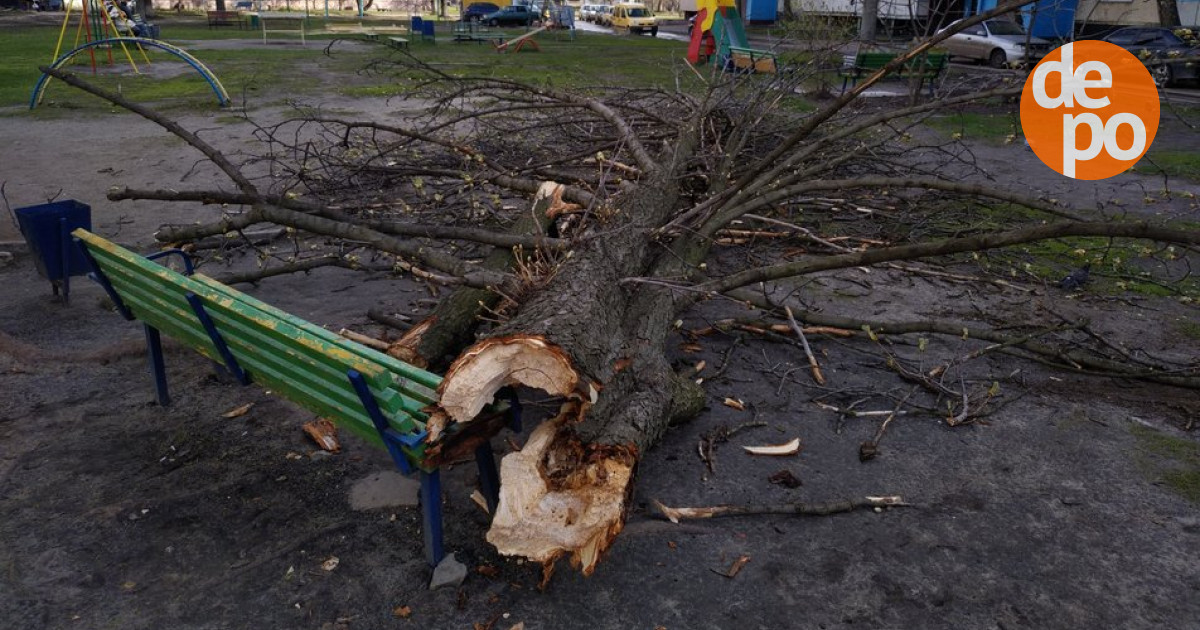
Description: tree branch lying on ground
41,17,1200,584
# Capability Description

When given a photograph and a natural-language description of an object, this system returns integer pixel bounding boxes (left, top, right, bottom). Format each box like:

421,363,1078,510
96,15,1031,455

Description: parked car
462,2,500,22
938,18,1051,68
611,3,656,36
482,4,536,27
1101,26,1200,87
579,4,601,22
594,5,613,26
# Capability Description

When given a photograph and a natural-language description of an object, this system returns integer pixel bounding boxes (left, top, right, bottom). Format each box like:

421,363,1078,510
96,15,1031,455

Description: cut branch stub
438,335,592,424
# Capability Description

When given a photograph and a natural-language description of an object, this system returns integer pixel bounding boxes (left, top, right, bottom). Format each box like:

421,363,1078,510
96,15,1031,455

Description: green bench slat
79,236,431,446
190,274,441,397
85,260,413,444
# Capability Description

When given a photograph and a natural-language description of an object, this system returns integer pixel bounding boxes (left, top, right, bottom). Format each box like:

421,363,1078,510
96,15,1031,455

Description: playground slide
716,7,748,49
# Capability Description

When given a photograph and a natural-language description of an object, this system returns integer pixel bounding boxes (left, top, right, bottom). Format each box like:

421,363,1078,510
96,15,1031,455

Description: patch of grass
1177,321,1200,341
1130,424,1200,504
366,31,691,91
926,111,1023,145
1133,151,1200,183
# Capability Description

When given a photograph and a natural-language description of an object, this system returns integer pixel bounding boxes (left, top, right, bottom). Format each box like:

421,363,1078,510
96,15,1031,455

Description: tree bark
433,149,707,579
409,182,562,370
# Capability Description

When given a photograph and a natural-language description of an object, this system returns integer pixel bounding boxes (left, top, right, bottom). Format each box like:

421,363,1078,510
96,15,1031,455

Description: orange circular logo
1020,40,1159,180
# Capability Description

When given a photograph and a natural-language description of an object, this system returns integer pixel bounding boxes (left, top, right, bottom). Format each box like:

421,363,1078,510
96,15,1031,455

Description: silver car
939,18,1052,68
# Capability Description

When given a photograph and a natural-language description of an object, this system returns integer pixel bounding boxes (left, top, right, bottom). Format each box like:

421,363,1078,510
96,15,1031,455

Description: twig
785,306,825,385
338,329,391,351
367,308,412,331
698,420,767,475
859,386,918,462
652,495,907,523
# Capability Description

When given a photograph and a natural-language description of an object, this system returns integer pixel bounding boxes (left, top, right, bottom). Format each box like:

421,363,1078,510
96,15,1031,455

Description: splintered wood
485,416,634,580
438,335,589,423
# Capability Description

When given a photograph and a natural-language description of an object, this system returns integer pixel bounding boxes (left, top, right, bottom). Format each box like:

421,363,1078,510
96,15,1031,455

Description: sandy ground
3,21,1200,630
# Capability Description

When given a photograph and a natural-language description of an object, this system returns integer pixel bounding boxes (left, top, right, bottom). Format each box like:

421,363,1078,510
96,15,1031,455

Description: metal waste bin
14,199,92,302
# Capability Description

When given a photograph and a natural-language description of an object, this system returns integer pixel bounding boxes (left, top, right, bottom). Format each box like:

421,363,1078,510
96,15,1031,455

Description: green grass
1131,424,1200,504
349,31,692,92
927,111,1023,145
1177,321,1200,341
1133,151,1200,183
1,21,705,110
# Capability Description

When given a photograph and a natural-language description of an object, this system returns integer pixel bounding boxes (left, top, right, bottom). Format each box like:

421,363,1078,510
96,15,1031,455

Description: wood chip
743,438,801,456
712,555,750,578
321,556,339,571
722,397,746,411
470,489,490,514
477,564,500,578
302,418,341,452
393,605,412,619
768,469,803,488
221,402,254,418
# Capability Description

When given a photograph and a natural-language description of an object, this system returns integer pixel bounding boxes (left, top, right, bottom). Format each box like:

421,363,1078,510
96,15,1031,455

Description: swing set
31,0,231,109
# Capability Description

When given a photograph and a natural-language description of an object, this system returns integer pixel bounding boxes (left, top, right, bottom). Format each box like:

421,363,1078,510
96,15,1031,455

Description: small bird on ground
1059,263,1091,291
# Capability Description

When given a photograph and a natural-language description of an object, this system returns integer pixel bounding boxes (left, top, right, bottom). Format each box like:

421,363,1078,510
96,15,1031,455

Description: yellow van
611,3,657,36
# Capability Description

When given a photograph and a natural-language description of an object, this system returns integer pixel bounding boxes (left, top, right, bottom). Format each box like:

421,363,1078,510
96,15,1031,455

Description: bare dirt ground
3,19,1200,630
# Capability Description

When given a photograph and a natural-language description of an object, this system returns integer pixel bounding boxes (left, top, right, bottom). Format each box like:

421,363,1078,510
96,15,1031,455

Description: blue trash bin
14,199,92,301
411,15,423,32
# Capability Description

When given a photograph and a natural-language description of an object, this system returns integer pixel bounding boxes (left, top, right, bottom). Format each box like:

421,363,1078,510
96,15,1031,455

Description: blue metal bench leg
475,442,501,515
144,324,170,406
420,470,445,566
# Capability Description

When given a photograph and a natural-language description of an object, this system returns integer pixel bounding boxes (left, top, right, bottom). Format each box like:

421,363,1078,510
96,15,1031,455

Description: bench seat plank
83,256,411,444
77,233,429,447
191,274,440,394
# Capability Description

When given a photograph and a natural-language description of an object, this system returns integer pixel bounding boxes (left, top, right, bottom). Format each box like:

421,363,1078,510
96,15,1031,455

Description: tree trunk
1158,0,1181,27
406,183,562,370
433,155,706,580
859,0,878,42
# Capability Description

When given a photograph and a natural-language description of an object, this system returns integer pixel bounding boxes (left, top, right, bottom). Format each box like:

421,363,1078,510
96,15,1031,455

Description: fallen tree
41,2,1200,582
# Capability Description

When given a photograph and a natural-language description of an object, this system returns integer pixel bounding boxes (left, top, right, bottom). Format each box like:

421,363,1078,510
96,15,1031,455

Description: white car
938,18,1052,68
579,4,600,22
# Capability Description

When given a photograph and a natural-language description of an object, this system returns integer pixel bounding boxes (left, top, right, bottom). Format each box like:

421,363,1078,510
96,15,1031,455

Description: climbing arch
31,37,231,109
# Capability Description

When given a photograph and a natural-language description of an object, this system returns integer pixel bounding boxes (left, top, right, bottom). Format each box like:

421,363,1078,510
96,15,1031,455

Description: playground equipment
495,25,549,52
686,0,776,73
31,38,231,109
50,0,147,77
33,0,229,108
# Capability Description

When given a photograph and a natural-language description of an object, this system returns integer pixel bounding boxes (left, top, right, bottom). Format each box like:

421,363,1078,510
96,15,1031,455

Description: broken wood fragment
303,418,341,452
338,328,391,352
711,555,751,578
743,438,801,456
651,495,907,523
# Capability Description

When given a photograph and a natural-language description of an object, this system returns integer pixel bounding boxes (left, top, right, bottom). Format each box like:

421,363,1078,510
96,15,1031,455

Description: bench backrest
853,52,896,69
73,229,439,456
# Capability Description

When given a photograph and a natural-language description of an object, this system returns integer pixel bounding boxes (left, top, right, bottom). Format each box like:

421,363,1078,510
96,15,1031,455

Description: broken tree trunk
432,145,706,580
404,183,564,370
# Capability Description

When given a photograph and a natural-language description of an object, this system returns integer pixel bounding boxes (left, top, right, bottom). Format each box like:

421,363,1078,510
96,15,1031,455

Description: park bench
725,45,777,74
206,10,244,29
838,50,949,96
452,21,502,45
257,11,307,44
319,23,409,47
72,229,519,566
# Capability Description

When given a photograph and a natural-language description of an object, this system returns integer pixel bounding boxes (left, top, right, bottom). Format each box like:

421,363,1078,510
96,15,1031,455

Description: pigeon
1059,263,1091,291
